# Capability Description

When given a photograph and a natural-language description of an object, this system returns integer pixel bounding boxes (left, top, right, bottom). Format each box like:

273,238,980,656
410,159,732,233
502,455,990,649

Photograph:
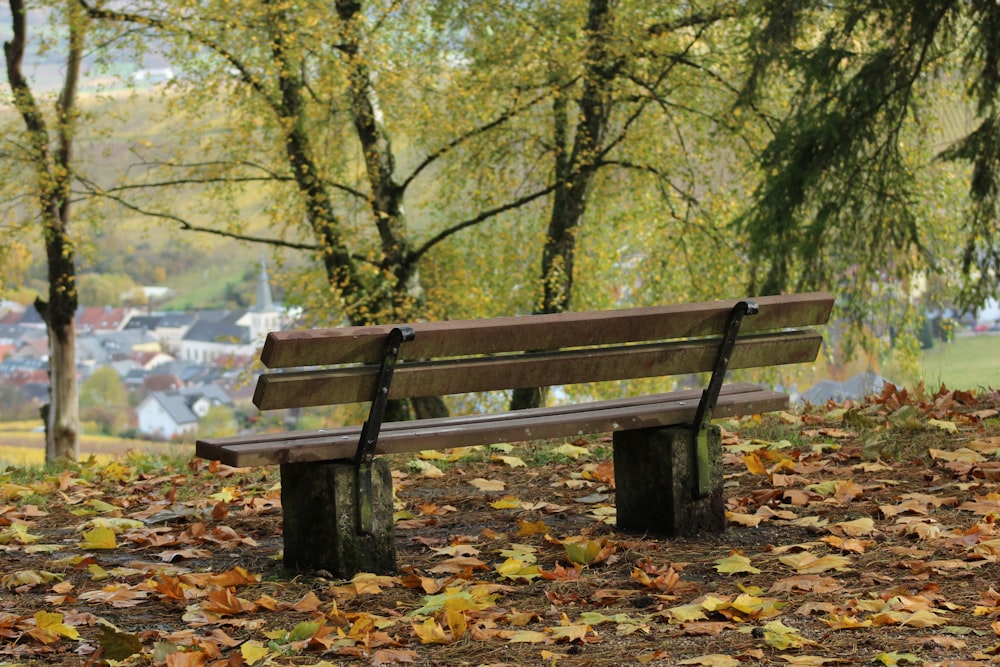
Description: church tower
248,256,280,341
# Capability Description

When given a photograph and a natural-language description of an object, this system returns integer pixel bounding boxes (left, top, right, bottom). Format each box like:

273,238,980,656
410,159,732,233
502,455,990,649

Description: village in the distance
0,262,285,441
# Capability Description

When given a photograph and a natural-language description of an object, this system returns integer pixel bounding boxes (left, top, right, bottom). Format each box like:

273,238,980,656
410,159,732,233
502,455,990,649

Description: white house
136,384,232,440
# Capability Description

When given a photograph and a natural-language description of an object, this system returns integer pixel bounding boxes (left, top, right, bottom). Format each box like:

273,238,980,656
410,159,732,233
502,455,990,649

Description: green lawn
910,334,1000,391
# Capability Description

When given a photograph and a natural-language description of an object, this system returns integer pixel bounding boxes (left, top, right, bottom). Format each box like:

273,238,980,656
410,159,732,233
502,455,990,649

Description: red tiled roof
77,307,127,331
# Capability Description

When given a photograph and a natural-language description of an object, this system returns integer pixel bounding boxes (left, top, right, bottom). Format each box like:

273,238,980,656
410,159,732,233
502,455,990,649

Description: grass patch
0,431,192,468
883,334,1000,391
914,335,1000,390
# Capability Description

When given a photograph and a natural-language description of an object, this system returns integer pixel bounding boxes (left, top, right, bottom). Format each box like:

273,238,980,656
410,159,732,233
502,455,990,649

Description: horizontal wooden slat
253,329,822,410
200,384,788,467
203,384,742,460
261,292,834,368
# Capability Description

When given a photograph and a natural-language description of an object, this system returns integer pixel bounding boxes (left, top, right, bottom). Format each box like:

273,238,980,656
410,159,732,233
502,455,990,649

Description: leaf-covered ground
3,384,1000,666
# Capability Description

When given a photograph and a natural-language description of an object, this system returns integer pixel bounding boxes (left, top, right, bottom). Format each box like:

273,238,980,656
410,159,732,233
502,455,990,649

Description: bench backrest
252,292,834,411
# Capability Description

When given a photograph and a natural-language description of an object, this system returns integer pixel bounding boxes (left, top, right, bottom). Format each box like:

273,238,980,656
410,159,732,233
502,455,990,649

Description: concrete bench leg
613,425,725,536
280,458,396,577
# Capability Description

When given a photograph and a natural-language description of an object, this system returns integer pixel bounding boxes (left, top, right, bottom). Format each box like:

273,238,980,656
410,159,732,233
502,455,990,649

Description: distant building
179,259,282,363
135,384,232,439
77,306,135,334
123,312,197,354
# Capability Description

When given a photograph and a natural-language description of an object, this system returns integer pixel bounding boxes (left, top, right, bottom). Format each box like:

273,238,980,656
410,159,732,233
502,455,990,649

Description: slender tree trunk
336,0,447,419
4,0,83,461
511,0,618,411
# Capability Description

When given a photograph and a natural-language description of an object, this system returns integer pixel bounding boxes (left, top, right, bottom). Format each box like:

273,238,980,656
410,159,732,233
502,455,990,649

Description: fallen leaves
2,383,1000,664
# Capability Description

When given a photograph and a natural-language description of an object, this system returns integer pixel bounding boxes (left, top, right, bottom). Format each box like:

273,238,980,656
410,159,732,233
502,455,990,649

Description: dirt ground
2,385,1000,666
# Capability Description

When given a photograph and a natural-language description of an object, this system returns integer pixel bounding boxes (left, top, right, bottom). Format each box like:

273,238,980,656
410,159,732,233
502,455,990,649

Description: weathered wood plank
253,329,822,410
205,386,788,467
198,385,742,460
260,292,834,368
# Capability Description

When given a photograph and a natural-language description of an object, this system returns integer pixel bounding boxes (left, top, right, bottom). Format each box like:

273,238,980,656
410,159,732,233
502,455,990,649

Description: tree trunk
5,0,83,462
44,307,79,462
511,0,618,411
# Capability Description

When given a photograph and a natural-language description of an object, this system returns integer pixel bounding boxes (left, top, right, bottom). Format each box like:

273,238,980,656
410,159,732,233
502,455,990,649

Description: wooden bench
197,292,833,576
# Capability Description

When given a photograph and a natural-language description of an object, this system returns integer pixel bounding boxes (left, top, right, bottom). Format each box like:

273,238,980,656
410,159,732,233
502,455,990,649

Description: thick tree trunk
45,315,79,461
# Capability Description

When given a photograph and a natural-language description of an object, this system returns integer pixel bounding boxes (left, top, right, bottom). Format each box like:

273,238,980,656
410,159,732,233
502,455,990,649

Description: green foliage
197,405,238,439
77,273,138,307
741,1,1000,316
80,367,128,410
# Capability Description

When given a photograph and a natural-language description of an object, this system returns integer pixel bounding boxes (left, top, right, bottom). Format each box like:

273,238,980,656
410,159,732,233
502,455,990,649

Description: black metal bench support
693,301,758,497
613,301,757,535
356,326,414,535
278,326,413,575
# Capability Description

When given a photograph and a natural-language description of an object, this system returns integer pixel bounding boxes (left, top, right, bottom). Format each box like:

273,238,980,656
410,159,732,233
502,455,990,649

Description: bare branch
78,0,274,105
80,186,323,251
409,183,558,265
401,85,569,192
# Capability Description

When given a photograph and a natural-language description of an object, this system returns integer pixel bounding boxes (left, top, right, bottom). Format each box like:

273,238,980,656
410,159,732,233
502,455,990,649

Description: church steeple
253,256,275,313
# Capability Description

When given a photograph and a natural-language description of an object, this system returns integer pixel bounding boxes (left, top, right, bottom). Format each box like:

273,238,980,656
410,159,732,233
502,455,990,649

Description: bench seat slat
253,329,822,410
201,384,788,467
201,384,755,459
261,292,834,368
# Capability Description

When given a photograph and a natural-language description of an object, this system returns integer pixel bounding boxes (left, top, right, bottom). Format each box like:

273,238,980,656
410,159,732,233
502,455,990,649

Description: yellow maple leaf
0,522,42,545
491,496,522,510
714,551,760,575
78,526,117,550
492,455,527,468
554,443,590,459
561,537,607,566
240,640,272,663
927,419,959,433
1,570,63,589
504,629,549,643
516,518,549,537
496,558,543,581
778,552,852,574
759,620,815,649
664,604,709,624
412,618,451,644
741,453,767,474
547,623,592,643
29,610,80,644
445,608,467,641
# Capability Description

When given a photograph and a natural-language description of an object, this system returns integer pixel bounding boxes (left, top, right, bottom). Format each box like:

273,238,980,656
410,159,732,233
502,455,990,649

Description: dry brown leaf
769,575,843,594
830,517,875,536
468,478,505,492
680,621,735,636
820,536,873,553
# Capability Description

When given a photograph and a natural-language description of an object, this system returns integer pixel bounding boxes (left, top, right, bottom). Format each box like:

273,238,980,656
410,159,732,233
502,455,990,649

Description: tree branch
408,183,558,265
77,0,273,105
79,187,323,251
400,85,568,192
645,5,745,36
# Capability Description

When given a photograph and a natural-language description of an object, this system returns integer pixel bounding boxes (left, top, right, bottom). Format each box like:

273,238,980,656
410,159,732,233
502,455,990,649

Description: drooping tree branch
72,182,324,252
408,182,559,266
